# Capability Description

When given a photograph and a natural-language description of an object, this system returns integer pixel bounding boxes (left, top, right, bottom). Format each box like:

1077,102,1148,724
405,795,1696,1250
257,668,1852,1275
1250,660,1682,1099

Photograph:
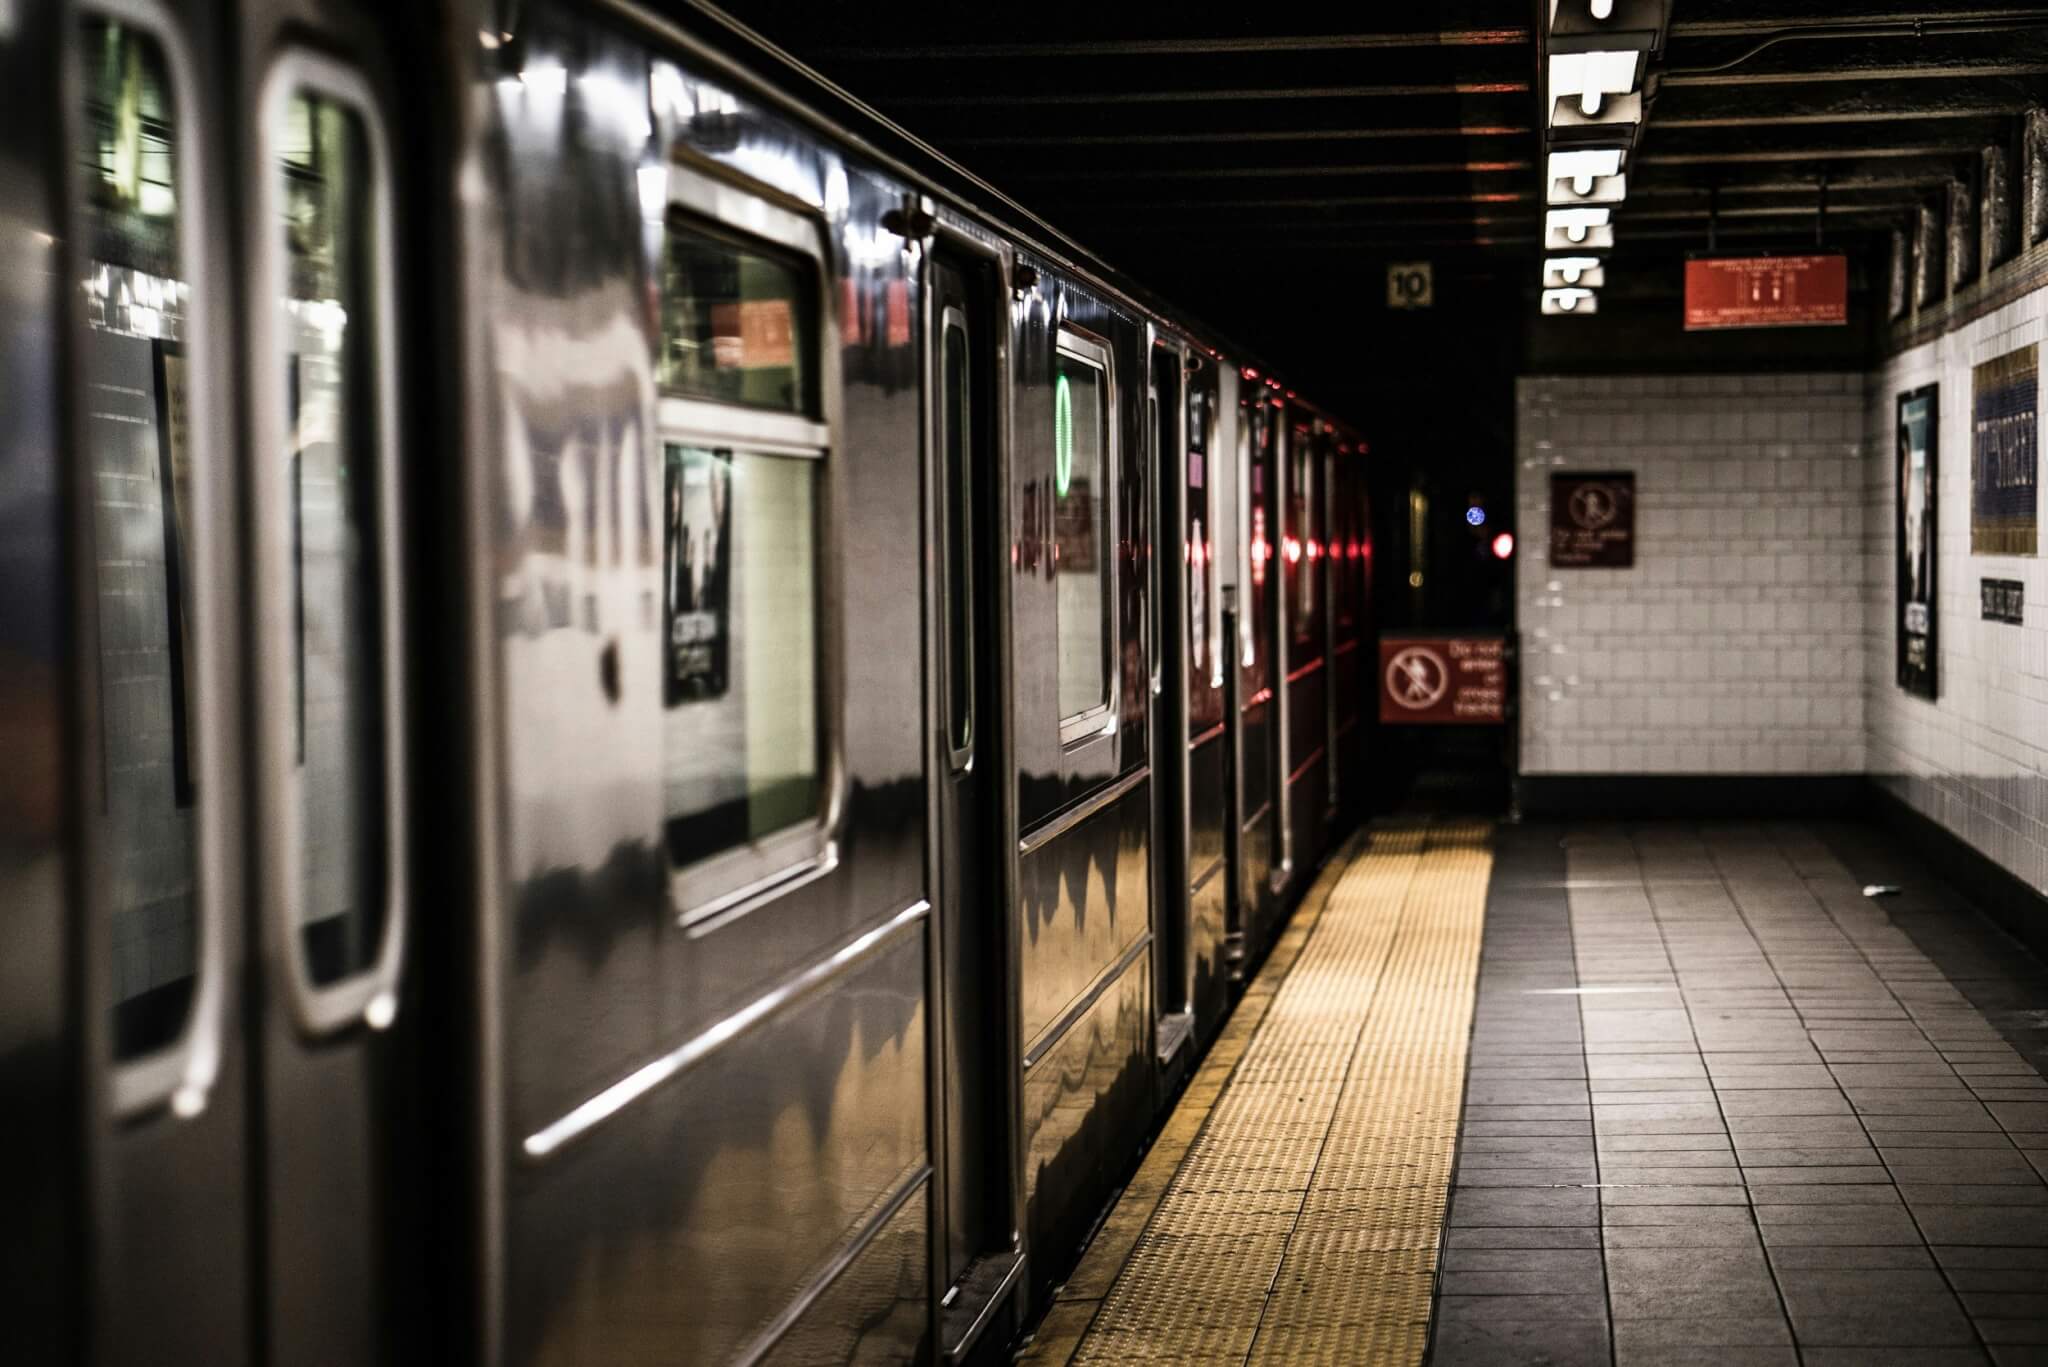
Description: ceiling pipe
1666,16,2048,78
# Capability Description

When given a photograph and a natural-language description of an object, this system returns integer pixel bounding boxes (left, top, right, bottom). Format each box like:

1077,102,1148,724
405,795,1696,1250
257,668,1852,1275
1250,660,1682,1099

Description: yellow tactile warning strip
1019,820,1492,1367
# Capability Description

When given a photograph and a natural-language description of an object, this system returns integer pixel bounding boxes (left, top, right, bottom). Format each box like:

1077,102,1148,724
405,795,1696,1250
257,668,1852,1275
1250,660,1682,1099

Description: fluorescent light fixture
1549,171,1626,206
1542,288,1599,315
1548,148,1623,195
1546,207,1612,244
1549,50,1639,118
1544,256,1605,288
1546,221,1614,252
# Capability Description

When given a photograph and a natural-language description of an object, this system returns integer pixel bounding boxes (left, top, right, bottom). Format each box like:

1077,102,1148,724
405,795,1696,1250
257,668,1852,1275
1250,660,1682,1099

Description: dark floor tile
1438,1269,1602,1297
1932,1246,2048,1270
1429,1317,1611,1367
1899,1185,2048,1205
1801,1350,1992,1366
1451,1189,1599,1227
1601,1183,1752,1206
1768,1244,1935,1270
1913,1207,2048,1245
1603,1224,1765,1248
1613,1347,1798,1367
1961,1294,2048,1318
1979,1322,2048,1347
1447,1226,1603,1250
1442,1247,1605,1273
1611,1316,1794,1350
1608,1287,1783,1321
1749,1184,1902,1206
1436,1293,1608,1323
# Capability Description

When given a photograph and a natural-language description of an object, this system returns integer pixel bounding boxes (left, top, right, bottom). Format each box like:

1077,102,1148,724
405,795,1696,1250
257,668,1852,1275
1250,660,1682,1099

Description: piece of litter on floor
1862,883,1901,897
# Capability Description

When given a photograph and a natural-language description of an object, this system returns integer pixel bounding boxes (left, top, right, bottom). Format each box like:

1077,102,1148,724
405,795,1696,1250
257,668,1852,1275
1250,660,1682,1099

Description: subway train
0,1,1376,1363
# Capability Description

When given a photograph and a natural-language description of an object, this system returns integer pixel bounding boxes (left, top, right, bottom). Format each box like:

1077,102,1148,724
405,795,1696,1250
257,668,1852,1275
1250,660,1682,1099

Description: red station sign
1684,254,1848,331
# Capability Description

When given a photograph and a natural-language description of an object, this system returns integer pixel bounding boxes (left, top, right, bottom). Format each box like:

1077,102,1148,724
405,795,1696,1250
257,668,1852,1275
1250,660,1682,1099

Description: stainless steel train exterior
0,1,1376,1363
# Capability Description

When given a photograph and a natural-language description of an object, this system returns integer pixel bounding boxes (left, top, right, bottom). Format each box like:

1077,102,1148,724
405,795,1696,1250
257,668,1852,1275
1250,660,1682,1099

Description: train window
942,307,973,760
657,209,830,920
274,87,391,988
78,15,200,1060
1187,382,1215,697
1289,422,1319,645
659,224,817,417
1054,331,1114,735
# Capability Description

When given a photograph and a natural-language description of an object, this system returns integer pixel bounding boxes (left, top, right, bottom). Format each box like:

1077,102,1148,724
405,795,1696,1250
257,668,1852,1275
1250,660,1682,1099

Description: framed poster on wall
1971,343,2038,556
1896,385,1938,699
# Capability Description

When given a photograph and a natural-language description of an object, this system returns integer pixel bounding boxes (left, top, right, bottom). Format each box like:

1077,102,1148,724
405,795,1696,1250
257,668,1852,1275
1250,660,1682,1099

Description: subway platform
1019,819,2048,1367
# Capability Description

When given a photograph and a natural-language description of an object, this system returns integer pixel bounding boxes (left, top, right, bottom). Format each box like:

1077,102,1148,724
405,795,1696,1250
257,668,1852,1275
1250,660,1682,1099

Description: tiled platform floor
1446,821,2048,1367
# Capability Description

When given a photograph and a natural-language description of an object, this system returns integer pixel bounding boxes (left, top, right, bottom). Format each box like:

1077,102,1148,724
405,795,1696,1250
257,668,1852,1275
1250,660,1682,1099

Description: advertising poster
1549,471,1635,568
664,444,732,704
1971,343,2038,556
1897,385,1938,699
1378,636,1507,725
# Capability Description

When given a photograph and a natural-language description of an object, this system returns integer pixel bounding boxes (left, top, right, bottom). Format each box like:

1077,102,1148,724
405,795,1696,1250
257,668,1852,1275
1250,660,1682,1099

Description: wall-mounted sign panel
1683,254,1848,330
1982,578,2024,625
1387,261,1433,310
1549,471,1634,568
1379,636,1507,725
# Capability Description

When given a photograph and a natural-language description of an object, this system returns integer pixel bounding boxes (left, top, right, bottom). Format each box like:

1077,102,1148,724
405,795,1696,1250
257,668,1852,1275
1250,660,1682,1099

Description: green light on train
1054,372,1073,497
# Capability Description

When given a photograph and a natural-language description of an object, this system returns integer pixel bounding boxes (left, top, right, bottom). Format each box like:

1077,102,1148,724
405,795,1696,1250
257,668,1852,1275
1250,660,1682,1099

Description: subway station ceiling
713,1,2048,388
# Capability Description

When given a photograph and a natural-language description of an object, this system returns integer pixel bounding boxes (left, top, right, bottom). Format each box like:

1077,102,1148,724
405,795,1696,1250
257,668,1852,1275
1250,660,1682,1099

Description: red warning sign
1378,636,1507,725
1684,254,1848,331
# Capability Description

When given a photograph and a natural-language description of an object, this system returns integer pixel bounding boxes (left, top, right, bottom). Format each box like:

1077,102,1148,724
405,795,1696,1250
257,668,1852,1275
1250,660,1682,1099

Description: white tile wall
1516,374,1871,777
1866,295,2048,897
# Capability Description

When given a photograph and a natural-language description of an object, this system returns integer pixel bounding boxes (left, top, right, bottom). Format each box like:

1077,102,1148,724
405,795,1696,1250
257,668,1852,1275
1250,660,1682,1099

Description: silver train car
0,1,1376,1362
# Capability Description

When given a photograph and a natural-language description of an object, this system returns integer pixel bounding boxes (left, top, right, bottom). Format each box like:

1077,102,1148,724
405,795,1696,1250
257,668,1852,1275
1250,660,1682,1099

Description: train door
1181,361,1229,1030
1234,383,1278,956
61,3,254,1363
1148,339,1192,1063
237,3,421,1362
928,243,1024,1357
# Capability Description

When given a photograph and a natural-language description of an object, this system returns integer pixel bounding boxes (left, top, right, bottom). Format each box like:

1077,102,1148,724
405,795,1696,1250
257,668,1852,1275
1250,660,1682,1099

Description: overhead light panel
1544,256,1605,288
1542,288,1599,315
1550,171,1626,206
1548,148,1623,195
1546,207,1612,244
1549,50,1641,118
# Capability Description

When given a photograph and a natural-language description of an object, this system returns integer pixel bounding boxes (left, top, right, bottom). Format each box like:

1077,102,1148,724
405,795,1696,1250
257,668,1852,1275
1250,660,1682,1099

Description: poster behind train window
1971,343,2038,556
1896,385,1938,699
665,444,732,703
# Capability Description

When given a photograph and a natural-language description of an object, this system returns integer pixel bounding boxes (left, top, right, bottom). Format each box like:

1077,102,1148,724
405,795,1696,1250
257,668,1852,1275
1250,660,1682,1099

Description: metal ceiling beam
1653,75,2043,127
811,30,1533,60
1641,146,1979,166
1640,121,2009,160
1669,9,2048,39
944,125,1531,148
1627,160,1963,195
1003,160,1533,182
880,81,1530,107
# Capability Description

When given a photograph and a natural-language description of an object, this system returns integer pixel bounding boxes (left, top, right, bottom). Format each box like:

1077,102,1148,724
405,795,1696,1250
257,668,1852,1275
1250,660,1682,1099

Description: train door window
1187,380,1217,705
655,187,832,922
1054,330,1114,740
263,62,406,1020
942,306,973,761
1289,421,1318,645
78,13,202,1061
